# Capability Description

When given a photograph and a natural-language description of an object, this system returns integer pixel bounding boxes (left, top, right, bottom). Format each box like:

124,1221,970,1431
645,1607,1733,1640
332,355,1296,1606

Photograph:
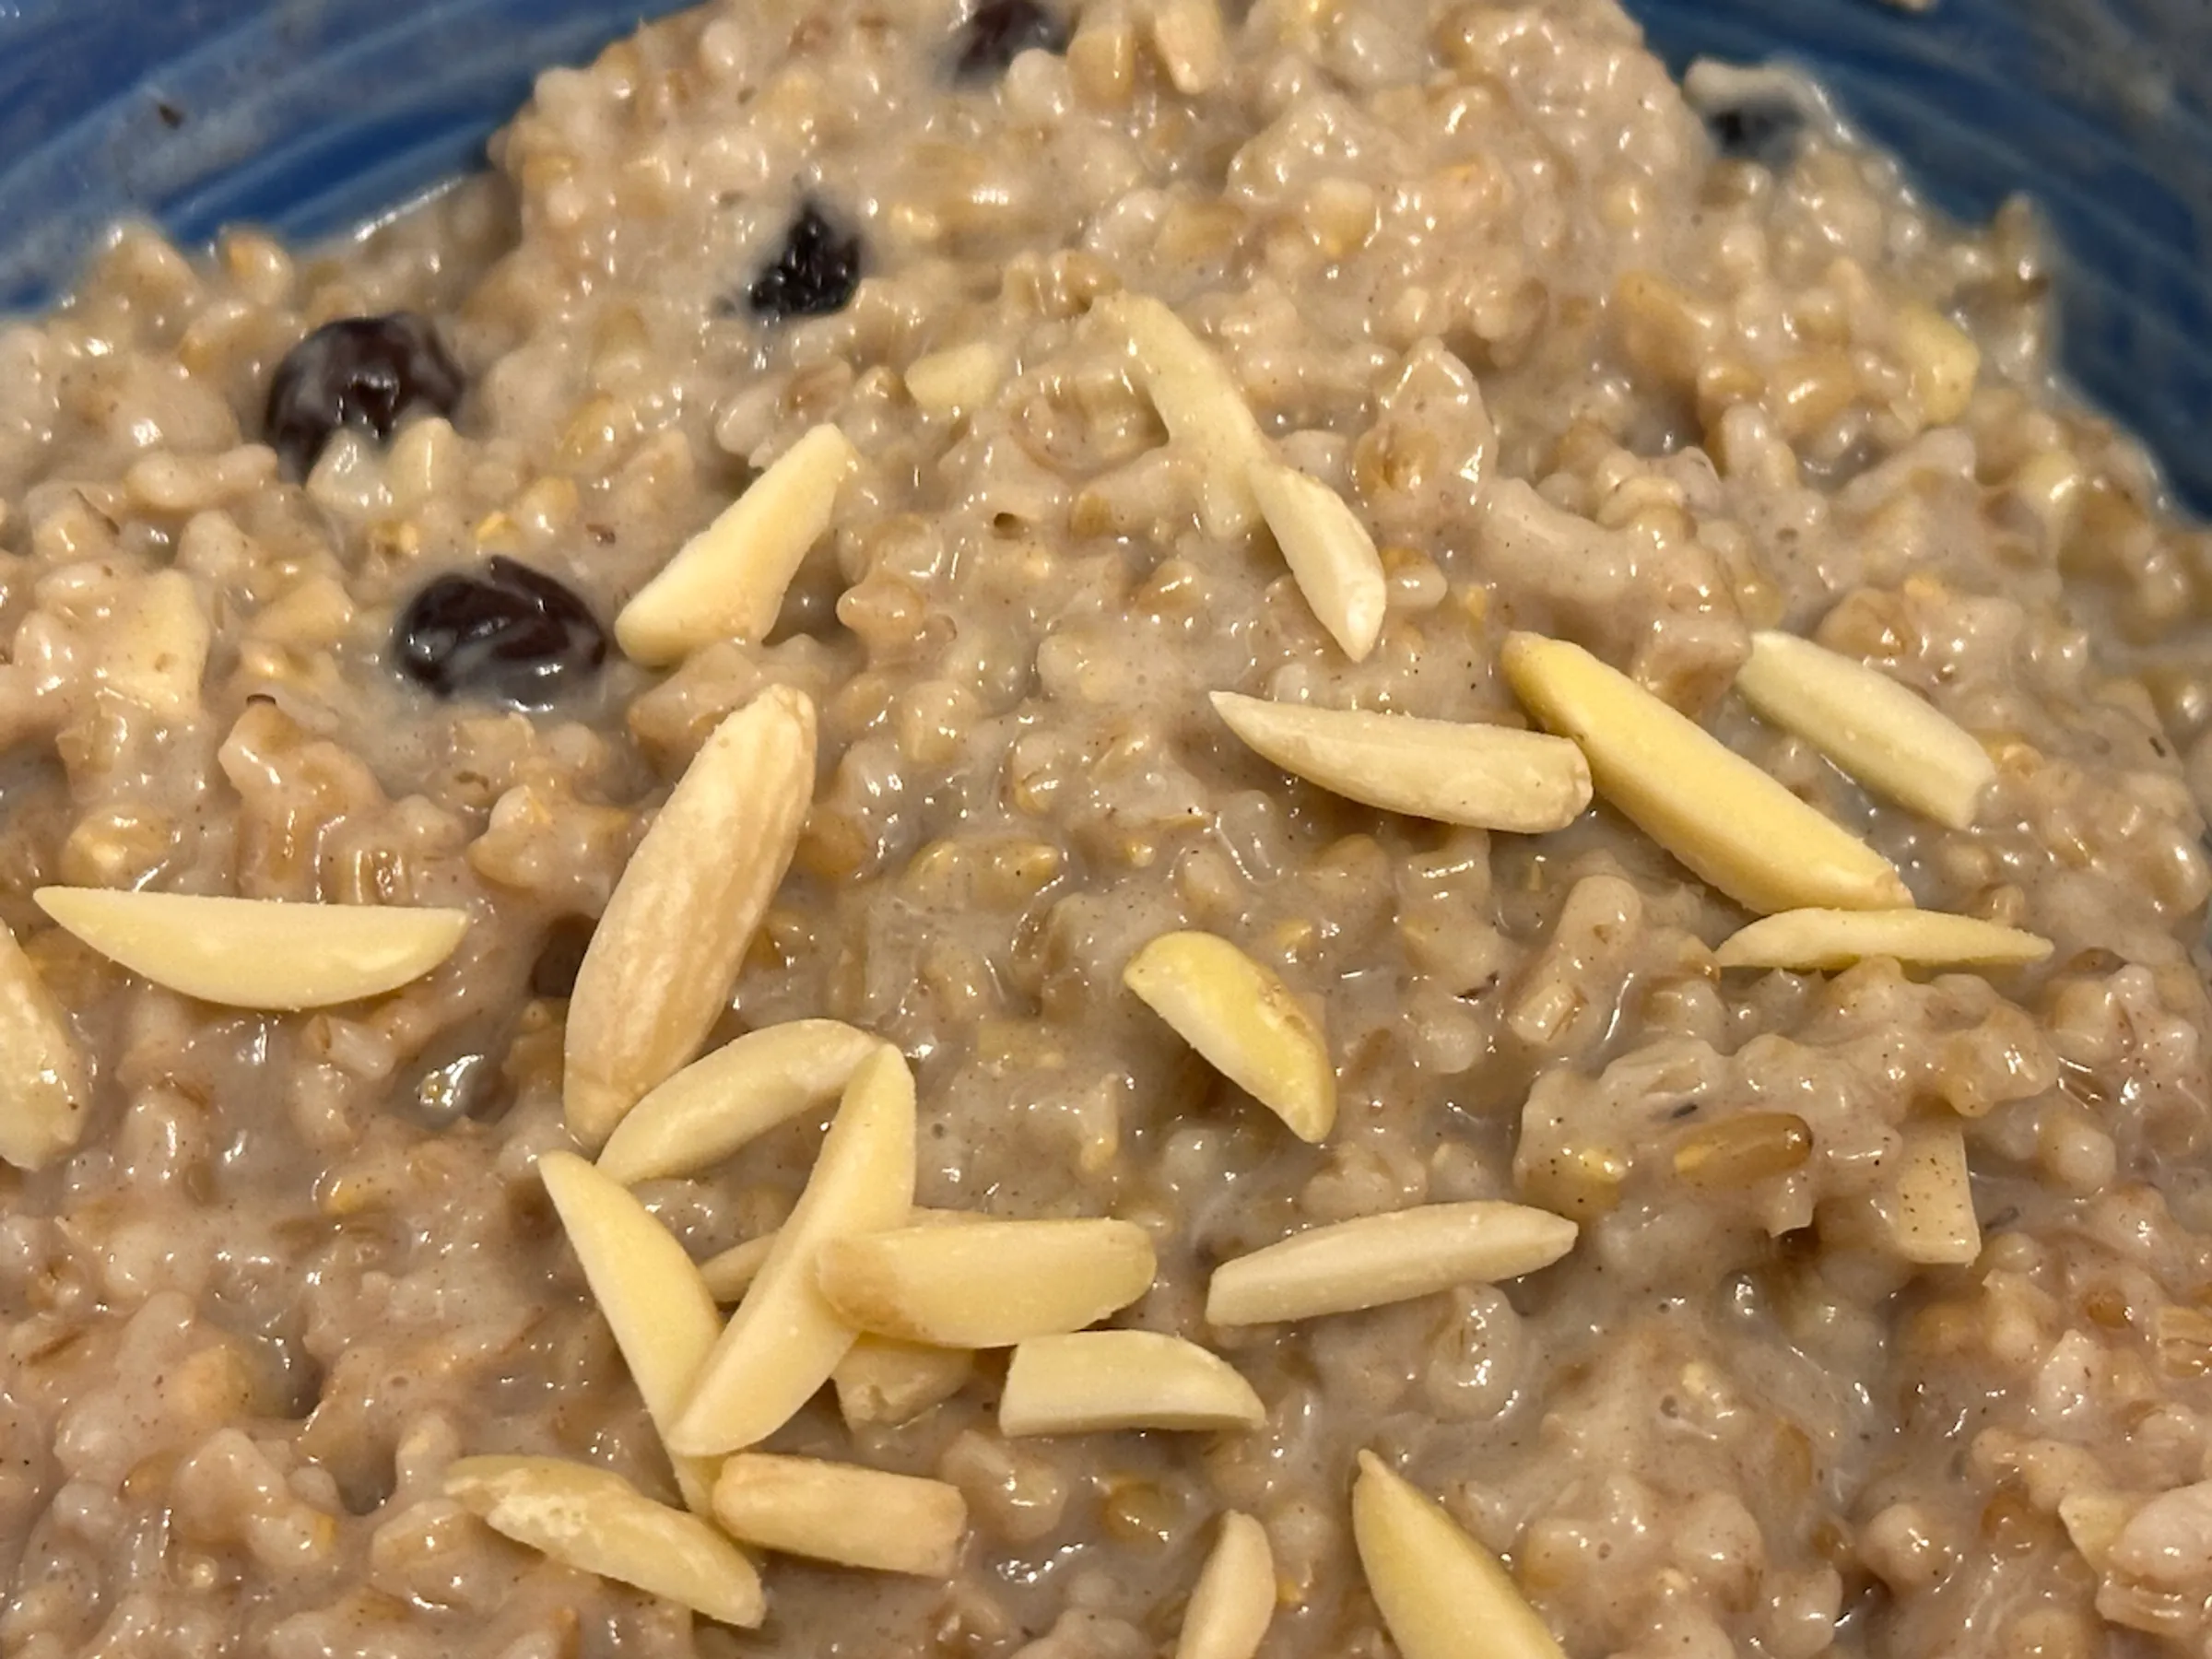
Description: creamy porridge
2,0,2210,1654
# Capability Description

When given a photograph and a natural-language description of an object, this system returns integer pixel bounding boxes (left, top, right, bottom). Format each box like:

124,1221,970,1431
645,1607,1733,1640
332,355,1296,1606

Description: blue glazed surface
3,0,2209,509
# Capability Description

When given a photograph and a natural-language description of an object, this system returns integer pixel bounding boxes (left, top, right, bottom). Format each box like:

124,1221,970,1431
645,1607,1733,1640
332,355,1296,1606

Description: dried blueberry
1703,99,1806,168
265,312,465,478
529,914,597,999
747,202,865,320
393,557,606,708
953,0,1067,78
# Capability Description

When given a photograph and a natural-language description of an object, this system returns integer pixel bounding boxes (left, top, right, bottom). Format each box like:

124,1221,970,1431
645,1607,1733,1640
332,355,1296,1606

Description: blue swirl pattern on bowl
3,0,2209,509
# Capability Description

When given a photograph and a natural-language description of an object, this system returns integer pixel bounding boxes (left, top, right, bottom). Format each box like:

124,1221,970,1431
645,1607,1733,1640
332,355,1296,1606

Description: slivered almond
1174,1511,1276,1659
1245,459,1386,661
1206,1202,1576,1327
1500,631,1911,915
0,918,87,1171
615,424,857,666
833,1336,975,1430
906,342,1006,413
596,1019,886,1185
1212,690,1590,833
32,888,468,1010
1124,931,1335,1142
444,1455,763,1629
817,1218,1155,1347
1352,1452,1567,1659
1734,630,1996,830
998,1331,1265,1436
666,1046,916,1456
702,1206,970,1304
2058,1490,2136,1571
1095,291,1266,539
700,1233,777,1303
536,1152,721,1513
1715,908,2052,972
1881,1122,1981,1266
712,1453,967,1577
563,686,816,1151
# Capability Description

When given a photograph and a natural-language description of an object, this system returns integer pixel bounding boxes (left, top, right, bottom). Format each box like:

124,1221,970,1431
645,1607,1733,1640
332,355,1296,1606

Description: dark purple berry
529,914,597,999
393,558,606,708
954,0,1067,77
747,203,865,320
265,312,465,478
1703,96,1806,168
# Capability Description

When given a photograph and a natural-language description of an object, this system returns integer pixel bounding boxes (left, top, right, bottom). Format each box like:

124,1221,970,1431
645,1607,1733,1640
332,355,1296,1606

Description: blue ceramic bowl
3,0,2209,509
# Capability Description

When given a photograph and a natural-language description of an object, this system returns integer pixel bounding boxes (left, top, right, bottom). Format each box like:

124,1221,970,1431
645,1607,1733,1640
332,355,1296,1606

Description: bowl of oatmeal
2,1,2211,1657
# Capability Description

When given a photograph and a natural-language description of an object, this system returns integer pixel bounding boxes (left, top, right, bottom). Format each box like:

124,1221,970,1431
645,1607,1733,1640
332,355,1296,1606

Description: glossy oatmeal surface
1,0,2211,1654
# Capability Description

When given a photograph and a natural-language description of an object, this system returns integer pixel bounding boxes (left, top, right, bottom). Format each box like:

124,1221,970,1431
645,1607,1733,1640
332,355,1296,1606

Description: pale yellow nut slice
1095,291,1267,540
1353,1452,1566,1659
2057,1489,2136,1572
1715,908,2052,973
1211,691,1591,834
595,1019,887,1185
701,1206,970,1304
1206,1201,1577,1327
832,1335,975,1430
615,424,858,666
536,1152,721,1513
444,1455,763,1629
1245,459,1386,661
666,1045,917,1455
563,686,817,1151
700,1232,778,1303
1124,931,1335,1142
32,888,468,1011
1500,631,1911,915
0,918,88,1171
1174,1511,1276,1659
1734,630,1996,830
712,1453,968,1576
1881,1122,1981,1266
816,1218,1156,1348
998,1331,1265,1436
905,341,1006,414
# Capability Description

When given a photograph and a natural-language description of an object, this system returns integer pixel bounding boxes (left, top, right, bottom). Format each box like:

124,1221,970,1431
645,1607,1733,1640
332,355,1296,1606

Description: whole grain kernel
1670,1112,1814,1189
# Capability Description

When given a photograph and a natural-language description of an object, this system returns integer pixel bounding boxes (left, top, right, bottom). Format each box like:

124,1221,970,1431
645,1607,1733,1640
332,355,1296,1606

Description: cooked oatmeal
3,0,2212,1653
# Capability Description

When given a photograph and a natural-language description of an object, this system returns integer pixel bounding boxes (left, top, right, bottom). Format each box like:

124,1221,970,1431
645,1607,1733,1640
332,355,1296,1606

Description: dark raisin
529,915,598,999
1703,100,1806,168
953,0,1067,78
747,202,865,320
414,1052,503,1127
265,312,465,478
392,557,606,708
